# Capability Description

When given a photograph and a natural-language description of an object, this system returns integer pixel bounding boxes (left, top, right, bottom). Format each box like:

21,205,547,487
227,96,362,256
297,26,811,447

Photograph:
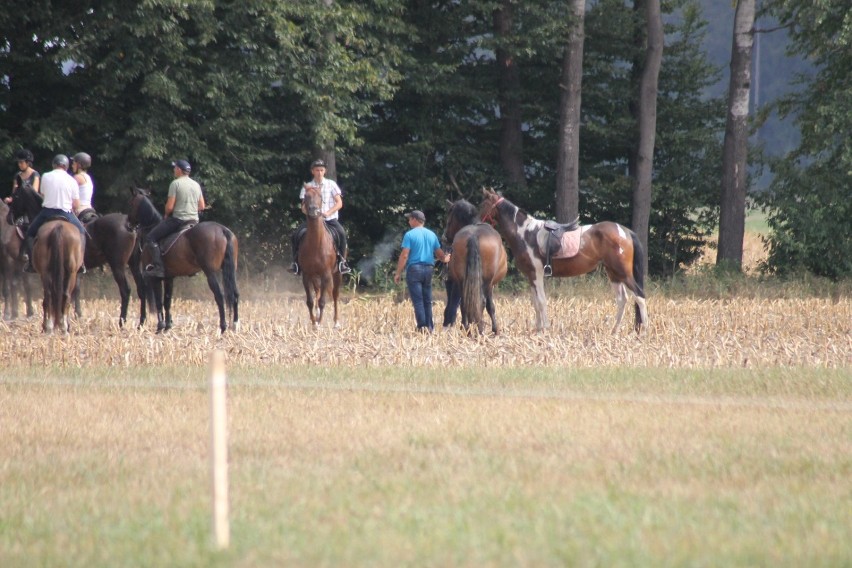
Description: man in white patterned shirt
289,159,351,275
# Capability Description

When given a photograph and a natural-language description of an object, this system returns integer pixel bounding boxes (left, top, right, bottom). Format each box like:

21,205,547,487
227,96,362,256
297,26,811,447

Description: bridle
480,197,504,226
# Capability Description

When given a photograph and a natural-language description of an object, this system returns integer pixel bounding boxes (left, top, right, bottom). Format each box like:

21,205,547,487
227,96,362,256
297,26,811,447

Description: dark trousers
146,217,189,245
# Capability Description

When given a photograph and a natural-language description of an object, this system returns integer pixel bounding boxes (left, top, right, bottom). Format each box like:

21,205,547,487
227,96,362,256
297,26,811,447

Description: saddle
536,219,581,276
78,208,99,224
158,222,196,255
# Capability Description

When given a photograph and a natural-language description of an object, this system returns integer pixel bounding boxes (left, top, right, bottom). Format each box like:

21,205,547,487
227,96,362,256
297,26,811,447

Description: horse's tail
48,224,66,324
221,227,239,314
629,230,647,330
461,234,483,329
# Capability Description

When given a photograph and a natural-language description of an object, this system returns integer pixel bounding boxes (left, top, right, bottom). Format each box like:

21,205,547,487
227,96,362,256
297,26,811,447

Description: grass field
1,271,850,566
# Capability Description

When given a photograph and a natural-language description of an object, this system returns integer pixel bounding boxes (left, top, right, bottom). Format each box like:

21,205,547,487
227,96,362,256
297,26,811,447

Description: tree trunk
630,0,664,276
717,0,755,270
493,0,526,191
555,0,585,223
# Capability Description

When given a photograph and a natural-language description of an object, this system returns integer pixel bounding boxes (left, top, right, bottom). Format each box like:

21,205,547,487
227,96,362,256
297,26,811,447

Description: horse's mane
450,199,478,225
134,191,163,228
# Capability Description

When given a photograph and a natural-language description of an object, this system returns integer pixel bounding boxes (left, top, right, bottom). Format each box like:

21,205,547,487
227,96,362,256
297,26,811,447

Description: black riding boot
21,237,36,273
143,243,165,278
336,232,351,275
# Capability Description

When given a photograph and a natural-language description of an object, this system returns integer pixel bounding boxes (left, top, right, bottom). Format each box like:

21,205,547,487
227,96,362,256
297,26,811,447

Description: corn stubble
0,294,848,368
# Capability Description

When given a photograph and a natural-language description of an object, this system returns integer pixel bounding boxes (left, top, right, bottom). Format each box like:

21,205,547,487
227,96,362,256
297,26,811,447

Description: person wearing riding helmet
70,152,96,220
21,154,87,273
142,159,205,278
5,149,40,207
289,159,351,275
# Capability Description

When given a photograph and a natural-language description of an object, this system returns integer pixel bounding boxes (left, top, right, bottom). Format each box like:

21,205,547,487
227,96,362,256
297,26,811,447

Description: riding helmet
71,152,92,169
52,154,70,168
14,149,34,164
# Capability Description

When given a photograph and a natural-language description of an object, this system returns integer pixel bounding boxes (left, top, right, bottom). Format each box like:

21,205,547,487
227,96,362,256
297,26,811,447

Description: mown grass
1,365,850,567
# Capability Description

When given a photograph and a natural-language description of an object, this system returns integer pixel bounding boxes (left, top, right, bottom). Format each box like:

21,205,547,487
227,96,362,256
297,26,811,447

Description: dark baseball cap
310,159,326,169
171,159,191,173
405,210,426,222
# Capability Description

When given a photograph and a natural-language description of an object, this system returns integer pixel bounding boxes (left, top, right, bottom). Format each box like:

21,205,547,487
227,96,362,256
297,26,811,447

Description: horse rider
142,159,205,278
289,159,351,275
70,152,97,223
21,154,87,273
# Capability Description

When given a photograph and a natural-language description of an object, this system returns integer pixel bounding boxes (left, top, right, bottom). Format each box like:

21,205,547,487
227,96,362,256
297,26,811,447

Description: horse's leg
634,295,649,334
151,278,166,333
332,273,341,329
611,282,628,333
485,287,499,335
303,279,317,325
41,277,52,333
72,278,82,318
130,259,147,328
315,281,326,325
204,268,227,333
109,261,132,328
163,278,175,330
529,271,548,331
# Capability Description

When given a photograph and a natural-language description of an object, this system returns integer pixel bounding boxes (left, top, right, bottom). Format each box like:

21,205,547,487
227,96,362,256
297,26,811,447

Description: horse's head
126,186,159,229
10,184,43,220
443,198,478,244
303,185,324,220
478,187,504,226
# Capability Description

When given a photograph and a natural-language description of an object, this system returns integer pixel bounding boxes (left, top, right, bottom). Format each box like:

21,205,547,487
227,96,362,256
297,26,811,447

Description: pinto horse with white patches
478,188,648,334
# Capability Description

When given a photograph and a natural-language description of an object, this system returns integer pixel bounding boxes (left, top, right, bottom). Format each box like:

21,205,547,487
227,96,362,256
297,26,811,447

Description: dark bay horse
298,184,341,327
443,199,507,334
33,220,84,333
74,213,147,328
479,187,648,333
127,188,239,334
0,201,35,319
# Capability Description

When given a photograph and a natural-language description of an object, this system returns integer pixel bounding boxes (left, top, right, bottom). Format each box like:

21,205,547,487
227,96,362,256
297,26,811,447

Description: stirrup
543,264,553,277
289,262,300,275
143,264,164,278
338,260,352,275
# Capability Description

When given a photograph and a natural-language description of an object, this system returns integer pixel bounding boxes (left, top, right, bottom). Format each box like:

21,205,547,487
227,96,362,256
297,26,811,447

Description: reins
481,197,504,226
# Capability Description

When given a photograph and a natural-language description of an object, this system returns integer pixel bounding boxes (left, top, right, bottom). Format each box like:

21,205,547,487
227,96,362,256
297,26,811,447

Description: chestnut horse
127,188,239,334
32,220,84,333
479,188,648,333
298,184,341,327
443,199,507,334
0,202,35,319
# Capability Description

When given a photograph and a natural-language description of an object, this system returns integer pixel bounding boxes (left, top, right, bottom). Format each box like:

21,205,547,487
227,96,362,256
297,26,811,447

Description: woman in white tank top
71,152,94,213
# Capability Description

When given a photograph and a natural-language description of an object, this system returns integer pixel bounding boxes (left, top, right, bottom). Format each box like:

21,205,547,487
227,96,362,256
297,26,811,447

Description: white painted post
210,350,230,549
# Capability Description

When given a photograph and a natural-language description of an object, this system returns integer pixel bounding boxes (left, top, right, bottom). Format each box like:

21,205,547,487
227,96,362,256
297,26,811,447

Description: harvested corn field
1,290,849,368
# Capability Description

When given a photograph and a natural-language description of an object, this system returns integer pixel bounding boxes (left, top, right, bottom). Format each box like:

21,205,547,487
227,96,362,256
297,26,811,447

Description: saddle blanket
551,227,583,259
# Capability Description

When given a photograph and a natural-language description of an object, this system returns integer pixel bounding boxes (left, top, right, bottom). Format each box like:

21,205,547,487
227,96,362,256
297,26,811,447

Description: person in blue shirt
394,210,450,333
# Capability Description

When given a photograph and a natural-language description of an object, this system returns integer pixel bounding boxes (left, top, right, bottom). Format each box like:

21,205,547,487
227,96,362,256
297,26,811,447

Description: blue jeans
26,208,86,240
406,263,435,332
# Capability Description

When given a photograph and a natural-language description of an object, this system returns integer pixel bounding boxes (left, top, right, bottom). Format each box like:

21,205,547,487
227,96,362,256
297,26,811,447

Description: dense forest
0,0,848,279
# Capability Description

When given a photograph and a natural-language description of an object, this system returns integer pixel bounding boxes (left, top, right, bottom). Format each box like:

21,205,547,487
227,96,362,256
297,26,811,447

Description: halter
481,197,504,226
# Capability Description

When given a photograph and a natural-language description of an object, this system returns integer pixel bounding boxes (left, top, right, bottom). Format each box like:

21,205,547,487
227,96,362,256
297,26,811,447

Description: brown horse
32,220,84,333
127,188,239,334
0,202,35,320
444,199,507,334
479,188,648,333
298,184,341,327
74,213,147,328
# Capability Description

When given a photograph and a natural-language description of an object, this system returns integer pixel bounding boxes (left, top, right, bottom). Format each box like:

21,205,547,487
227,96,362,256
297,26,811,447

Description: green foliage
758,0,852,278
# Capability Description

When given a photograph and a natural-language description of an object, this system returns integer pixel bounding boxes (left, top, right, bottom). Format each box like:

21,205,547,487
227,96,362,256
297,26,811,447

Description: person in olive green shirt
142,159,206,277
